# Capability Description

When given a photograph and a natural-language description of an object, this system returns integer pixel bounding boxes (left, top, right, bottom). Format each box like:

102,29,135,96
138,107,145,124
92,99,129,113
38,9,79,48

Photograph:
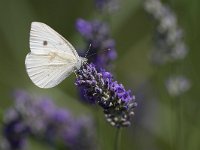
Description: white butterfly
25,22,87,88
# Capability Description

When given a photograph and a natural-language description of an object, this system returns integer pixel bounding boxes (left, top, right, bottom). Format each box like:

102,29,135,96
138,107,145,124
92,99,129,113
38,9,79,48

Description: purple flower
95,0,119,13
2,90,97,150
63,117,96,150
3,109,29,150
76,19,117,69
76,19,117,104
95,0,107,10
75,63,137,127
76,19,92,39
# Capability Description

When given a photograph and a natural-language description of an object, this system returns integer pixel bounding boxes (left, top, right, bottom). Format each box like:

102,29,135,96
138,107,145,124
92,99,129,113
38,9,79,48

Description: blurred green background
0,0,200,150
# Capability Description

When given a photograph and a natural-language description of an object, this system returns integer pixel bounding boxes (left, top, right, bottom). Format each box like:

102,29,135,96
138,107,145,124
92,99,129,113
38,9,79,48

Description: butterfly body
25,22,87,88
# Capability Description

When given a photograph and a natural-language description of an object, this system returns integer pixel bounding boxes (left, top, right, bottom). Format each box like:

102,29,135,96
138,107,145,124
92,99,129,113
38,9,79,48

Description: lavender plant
2,90,96,150
74,0,137,128
2,108,29,150
144,0,188,65
144,0,191,97
95,0,120,13
144,1,192,149
75,63,137,127
76,18,117,70
75,18,117,104
165,75,191,97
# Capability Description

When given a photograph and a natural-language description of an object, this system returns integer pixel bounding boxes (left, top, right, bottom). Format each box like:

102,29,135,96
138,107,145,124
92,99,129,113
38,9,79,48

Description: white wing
30,22,79,57
25,52,76,88
25,22,79,88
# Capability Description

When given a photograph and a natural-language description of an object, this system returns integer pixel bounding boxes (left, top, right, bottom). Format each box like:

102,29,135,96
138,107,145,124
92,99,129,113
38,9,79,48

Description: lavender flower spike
2,90,97,150
95,0,120,13
75,63,137,127
144,0,188,65
3,108,29,150
165,75,191,97
76,19,117,69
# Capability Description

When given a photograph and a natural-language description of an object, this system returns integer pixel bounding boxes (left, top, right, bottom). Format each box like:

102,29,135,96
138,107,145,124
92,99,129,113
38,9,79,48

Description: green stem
175,96,182,150
114,128,121,150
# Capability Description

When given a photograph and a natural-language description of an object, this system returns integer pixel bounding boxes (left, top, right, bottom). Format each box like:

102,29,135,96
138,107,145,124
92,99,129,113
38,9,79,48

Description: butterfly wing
25,22,78,88
30,22,79,58
25,53,76,88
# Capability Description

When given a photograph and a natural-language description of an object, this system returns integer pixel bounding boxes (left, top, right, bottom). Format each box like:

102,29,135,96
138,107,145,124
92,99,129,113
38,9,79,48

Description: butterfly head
80,57,88,65
76,57,87,70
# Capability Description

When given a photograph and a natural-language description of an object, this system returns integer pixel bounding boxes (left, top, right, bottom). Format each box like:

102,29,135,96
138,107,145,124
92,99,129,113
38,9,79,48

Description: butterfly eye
43,41,48,46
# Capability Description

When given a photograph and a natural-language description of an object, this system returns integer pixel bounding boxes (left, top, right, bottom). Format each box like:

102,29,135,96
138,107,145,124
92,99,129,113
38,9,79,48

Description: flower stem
175,96,182,150
114,128,121,150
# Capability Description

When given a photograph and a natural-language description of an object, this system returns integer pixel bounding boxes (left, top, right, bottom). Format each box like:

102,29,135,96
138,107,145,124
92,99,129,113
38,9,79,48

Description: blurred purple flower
76,18,117,69
75,63,137,127
63,117,96,150
95,0,120,13
3,109,29,150
76,19,93,38
2,90,97,150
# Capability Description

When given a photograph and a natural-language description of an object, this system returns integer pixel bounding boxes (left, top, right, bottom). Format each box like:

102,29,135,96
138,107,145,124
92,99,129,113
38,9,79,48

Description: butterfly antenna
85,43,92,58
87,48,110,58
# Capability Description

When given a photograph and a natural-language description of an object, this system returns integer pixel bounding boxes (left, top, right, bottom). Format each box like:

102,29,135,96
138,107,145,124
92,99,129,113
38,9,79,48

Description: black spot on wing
43,41,48,46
